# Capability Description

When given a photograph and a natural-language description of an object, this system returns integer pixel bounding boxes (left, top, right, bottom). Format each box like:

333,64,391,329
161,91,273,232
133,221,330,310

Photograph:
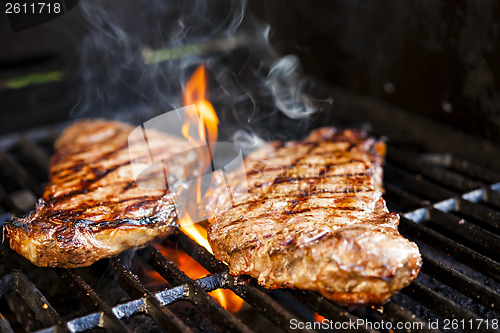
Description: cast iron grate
0,122,499,333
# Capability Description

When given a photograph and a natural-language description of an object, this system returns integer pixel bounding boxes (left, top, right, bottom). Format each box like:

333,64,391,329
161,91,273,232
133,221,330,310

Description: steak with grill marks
203,127,422,305
5,119,193,268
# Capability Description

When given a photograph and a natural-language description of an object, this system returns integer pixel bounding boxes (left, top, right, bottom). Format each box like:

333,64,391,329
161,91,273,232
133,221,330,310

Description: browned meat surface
203,127,422,305
5,119,194,268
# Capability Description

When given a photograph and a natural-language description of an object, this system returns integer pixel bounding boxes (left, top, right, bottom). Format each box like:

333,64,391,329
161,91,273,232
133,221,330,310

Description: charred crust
5,217,32,233
5,213,177,268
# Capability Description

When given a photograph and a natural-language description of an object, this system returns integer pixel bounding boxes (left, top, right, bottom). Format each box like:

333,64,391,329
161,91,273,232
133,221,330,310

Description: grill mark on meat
283,205,362,215
46,162,131,201
43,193,168,220
247,185,374,196
52,142,130,180
203,127,422,306
73,210,178,231
231,205,366,223
38,210,176,230
228,188,377,211
53,129,124,158
270,173,369,185
252,142,321,197
246,159,368,176
50,136,167,186
47,159,171,202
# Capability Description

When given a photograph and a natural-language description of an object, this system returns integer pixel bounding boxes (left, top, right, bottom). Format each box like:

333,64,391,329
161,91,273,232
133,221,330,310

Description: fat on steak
5,119,194,268
203,127,422,305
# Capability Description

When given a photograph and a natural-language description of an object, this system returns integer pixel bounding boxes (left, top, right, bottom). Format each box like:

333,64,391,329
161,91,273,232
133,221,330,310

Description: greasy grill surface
0,122,498,333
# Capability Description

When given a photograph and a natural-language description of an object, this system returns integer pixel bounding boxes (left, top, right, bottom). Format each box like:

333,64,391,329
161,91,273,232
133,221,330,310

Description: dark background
251,0,500,143
1,0,500,144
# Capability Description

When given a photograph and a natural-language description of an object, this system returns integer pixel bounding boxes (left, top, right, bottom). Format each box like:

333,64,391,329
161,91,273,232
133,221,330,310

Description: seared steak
5,119,193,268
203,127,422,305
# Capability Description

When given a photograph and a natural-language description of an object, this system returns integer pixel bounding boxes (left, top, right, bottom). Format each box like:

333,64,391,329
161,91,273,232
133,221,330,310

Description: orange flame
181,211,212,254
182,65,219,147
178,64,243,312
314,313,326,322
147,243,243,312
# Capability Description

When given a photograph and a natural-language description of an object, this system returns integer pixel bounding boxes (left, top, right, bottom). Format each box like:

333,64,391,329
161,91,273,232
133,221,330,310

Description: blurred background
1,0,499,159
1,2,500,332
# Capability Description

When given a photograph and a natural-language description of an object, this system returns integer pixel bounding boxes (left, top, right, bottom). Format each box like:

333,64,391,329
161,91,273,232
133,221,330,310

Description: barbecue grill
1,1,500,332
0,110,499,333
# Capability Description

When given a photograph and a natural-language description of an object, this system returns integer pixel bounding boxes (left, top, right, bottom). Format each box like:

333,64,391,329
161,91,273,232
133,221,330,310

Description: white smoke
232,129,267,155
268,55,318,119
71,0,331,141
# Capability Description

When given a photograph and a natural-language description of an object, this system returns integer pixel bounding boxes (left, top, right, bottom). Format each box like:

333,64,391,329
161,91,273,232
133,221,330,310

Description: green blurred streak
5,70,64,89
143,44,208,64
142,35,247,64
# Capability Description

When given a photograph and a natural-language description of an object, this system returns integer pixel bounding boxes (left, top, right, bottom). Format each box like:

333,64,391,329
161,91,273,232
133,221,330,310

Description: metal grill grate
0,122,499,333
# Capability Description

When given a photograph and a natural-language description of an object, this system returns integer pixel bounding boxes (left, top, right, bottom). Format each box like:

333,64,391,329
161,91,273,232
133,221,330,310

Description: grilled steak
203,127,422,305
5,119,194,268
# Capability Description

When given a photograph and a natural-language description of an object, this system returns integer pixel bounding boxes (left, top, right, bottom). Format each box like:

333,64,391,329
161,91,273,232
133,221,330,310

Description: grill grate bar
407,153,500,184
229,276,317,333
59,313,101,333
0,271,69,333
0,185,20,215
384,182,430,210
176,232,227,273
485,187,500,208
55,268,132,333
446,156,500,184
111,258,192,333
0,149,43,197
427,207,500,256
403,281,500,333
399,217,500,280
177,232,318,333
17,135,50,173
54,270,238,332
421,255,500,311
384,163,456,202
3,291,40,332
12,272,63,328
387,147,482,192
381,302,438,333
457,197,500,232
146,246,254,333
